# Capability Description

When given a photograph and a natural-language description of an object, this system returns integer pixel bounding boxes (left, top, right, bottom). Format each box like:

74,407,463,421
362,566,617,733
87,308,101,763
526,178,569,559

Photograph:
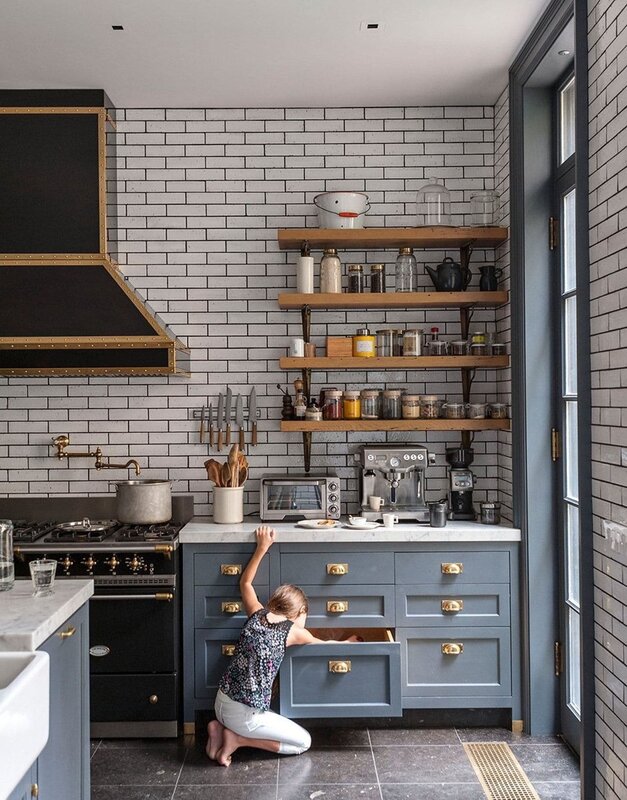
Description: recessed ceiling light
112,25,124,31
558,49,571,56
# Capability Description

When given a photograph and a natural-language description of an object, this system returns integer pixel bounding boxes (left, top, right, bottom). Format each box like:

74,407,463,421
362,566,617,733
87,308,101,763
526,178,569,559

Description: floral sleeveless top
219,608,293,710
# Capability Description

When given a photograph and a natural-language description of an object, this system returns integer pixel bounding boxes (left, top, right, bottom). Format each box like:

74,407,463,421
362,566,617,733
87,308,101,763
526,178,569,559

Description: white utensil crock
212,486,244,524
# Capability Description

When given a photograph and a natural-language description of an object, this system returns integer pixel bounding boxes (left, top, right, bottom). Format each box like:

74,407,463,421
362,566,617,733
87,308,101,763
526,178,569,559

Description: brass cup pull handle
59,626,77,639
221,564,242,576
327,563,349,576
222,601,242,614
31,784,39,798
441,642,464,655
222,644,237,657
441,562,463,575
441,599,464,613
329,660,352,673
327,600,349,613
149,694,159,704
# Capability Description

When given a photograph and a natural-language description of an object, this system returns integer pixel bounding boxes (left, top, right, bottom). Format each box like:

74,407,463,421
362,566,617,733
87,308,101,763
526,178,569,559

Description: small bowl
348,516,373,528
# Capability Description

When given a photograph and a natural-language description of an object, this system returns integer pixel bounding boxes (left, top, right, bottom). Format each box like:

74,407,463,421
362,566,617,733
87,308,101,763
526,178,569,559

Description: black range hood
0,90,189,377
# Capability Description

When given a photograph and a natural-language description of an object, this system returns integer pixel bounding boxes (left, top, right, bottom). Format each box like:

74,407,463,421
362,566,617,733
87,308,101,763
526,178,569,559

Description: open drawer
279,628,401,718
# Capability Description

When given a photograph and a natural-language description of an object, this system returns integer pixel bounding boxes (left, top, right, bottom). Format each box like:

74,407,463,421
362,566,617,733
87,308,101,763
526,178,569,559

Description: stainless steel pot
114,480,172,524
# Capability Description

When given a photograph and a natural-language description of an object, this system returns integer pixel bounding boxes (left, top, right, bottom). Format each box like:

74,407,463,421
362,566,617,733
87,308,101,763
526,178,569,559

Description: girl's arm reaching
240,526,275,616
287,627,361,646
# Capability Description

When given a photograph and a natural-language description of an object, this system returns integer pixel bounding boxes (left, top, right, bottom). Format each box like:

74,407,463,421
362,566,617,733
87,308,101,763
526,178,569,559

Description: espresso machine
356,444,435,522
446,446,476,520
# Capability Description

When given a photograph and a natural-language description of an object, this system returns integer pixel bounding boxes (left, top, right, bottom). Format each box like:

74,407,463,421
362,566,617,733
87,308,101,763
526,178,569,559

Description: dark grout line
170,742,190,800
275,751,280,800
367,728,384,800
90,739,102,760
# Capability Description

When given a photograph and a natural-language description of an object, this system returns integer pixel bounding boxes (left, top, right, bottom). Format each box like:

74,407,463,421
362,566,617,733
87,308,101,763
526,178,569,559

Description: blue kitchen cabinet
6,764,37,800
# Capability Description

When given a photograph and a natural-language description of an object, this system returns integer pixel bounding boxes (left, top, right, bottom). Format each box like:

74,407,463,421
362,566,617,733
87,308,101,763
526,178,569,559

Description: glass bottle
0,520,14,591
352,328,376,357
320,248,342,293
322,390,343,420
382,389,403,419
395,247,418,292
293,378,307,419
343,390,361,419
347,264,364,293
361,389,382,419
416,180,452,226
370,263,386,293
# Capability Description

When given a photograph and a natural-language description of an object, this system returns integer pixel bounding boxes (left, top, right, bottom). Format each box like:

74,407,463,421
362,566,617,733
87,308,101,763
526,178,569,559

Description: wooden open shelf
277,226,508,251
278,290,508,310
280,355,509,370
281,419,510,433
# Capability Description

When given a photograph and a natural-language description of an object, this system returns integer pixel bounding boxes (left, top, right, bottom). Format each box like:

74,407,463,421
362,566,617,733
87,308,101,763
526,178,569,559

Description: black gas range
2,495,194,738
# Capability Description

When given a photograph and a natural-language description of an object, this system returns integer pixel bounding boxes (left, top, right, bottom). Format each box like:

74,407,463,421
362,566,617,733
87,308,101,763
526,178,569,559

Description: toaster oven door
262,479,327,520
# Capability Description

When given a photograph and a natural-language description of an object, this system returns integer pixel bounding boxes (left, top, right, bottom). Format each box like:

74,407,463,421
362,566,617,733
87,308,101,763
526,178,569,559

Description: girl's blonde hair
267,584,308,619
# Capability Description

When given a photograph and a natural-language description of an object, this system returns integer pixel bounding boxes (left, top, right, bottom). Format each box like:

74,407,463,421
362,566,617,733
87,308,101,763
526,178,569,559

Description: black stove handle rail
91,592,174,601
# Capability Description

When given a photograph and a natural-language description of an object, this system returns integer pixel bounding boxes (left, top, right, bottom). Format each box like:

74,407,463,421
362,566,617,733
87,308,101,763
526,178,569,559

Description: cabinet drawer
281,552,394,585
91,674,177,721
280,629,401,718
194,551,267,585
395,551,509,585
299,585,395,627
194,586,269,628
399,627,511,700
194,629,241,699
396,584,510,627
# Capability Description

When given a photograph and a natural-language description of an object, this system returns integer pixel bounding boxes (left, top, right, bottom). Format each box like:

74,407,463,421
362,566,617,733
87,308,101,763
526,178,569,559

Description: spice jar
370,263,386,293
305,400,322,421
402,394,421,419
318,386,338,410
403,330,423,357
429,340,448,356
382,389,403,419
361,388,382,419
376,329,395,357
470,343,487,356
420,395,441,418
480,501,502,525
450,341,468,356
466,402,487,419
442,402,466,419
347,263,365,293
320,248,342,293
343,390,361,419
470,331,486,345
490,342,506,356
323,390,343,420
353,328,376,357
488,402,508,419
393,330,404,356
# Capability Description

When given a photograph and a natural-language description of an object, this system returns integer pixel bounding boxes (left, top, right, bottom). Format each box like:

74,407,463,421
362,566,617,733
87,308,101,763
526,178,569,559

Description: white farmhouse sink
0,651,49,798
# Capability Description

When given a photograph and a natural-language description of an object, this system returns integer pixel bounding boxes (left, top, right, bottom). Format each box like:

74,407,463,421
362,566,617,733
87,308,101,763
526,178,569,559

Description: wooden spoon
228,443,240,487
221,462,231,487
204,459,223,486
238,466,248,486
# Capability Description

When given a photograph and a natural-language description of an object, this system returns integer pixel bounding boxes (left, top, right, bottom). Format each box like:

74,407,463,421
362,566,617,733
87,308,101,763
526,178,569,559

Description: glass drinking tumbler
0,520,14,591
29,558,57,597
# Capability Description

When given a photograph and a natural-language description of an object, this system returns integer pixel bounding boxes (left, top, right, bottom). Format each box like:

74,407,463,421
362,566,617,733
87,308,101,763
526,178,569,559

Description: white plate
344,519,381,530
295,519,341,529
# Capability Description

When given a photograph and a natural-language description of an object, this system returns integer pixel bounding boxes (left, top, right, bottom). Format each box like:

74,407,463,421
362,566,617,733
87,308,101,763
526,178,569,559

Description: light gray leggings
214,689,311,755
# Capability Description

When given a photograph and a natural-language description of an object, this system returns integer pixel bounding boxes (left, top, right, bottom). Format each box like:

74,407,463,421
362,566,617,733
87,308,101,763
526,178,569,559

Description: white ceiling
1,0,552,108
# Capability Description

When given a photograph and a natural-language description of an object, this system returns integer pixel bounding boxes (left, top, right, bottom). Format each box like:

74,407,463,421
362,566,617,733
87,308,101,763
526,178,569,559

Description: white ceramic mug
382,513,399,528
290,337,305,357
368,496,385,512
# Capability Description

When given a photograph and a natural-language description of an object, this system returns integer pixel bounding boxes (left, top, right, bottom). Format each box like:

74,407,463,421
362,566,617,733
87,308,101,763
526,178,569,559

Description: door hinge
549,216,559,251
551,428,561,462
554,641,563,676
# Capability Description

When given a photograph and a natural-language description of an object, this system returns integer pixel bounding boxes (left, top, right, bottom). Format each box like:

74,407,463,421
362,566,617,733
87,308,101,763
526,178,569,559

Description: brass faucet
51,435,141,475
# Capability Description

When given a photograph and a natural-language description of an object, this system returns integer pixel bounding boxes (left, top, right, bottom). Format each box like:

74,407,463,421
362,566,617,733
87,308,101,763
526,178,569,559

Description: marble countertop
0,579,93,651
180,517,521,543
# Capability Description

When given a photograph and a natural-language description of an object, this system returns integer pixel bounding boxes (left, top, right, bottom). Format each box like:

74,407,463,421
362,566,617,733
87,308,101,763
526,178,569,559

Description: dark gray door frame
509,0,593,794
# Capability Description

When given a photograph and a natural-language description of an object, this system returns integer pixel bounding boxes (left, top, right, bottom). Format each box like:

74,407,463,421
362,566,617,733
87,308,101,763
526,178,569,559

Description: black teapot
425,257,472,292
479,265,503,291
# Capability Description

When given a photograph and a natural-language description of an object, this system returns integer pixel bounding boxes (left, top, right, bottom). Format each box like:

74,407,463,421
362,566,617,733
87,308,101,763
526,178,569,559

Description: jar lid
421,395,440,401
356,328,371,336
402,394,421,401
376,329,395,335
481,502,501,509
348,263,363,271
490,402,507,407
361,389,381,397
404,329,423,335
468,402,487,408
383,389,403,397
371,263,384,271
325,390,343,398
399,247,414,254
445,402,464,408
343,390,360,398
323,248,338,255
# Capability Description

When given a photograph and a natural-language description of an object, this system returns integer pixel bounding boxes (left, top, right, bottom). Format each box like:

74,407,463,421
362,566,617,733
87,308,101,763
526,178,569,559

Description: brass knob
441,599,464,613
59,626,77,639
82,555,97,572
149,694,159,704
221,564,242,576
327,563,348,576
441,562,463,575
222,601,242,614
127,555,144,572
105,554,120,571
222,644,237,657
441,642,464,655
60,555,74,572
327,600,349,613
329,660,351,673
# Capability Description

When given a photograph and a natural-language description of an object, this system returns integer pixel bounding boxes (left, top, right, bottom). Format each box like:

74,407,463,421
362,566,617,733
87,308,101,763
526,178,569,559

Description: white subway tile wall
0,105,509,517
589,0,627,796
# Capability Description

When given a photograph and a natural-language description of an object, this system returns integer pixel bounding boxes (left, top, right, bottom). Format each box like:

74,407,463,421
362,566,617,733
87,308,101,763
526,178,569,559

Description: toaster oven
260,473,341,521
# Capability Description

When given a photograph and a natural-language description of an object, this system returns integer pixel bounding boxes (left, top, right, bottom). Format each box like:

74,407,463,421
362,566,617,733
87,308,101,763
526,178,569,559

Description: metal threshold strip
464,742,540,800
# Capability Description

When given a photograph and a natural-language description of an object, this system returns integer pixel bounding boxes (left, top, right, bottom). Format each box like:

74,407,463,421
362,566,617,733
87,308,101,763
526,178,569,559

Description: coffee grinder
445,446,476,520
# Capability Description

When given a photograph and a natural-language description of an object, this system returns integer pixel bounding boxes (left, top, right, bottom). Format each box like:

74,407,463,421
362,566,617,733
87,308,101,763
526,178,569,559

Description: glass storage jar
403,329,422,357
353,328,376,357
442,402,466,419
376,329,395,357
416,180,451,226
382,389,403,419
429,340,449,356
361,389,382,419
320,248,342,293
393,330,404,356
490,342,506,356
402,394,421,419
395,247,418,292
480,501,502,525
347,263,364,293
466,402,487,419
370,263,386,293
469,343,487,356
470,190,500,227
420,395,441,418
488,402,508,419
450,340,468,356
319,386,338,410
343,390,361,419
323,390,343,420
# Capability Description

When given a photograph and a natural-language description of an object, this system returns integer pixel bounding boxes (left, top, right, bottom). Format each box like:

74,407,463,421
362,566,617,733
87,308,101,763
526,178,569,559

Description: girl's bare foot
217,728,241,766
206,719,224,760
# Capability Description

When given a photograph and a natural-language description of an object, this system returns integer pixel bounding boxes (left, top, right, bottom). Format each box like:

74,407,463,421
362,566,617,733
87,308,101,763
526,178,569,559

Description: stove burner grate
114,523,180,542
11,521,59,544
43,529,112,544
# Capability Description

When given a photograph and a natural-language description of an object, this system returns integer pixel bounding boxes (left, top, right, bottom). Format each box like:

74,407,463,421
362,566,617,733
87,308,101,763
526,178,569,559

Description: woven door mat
464,742,541,800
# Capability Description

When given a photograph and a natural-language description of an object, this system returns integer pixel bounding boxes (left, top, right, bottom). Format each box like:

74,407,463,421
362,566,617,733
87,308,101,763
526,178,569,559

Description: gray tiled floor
90,727,580,800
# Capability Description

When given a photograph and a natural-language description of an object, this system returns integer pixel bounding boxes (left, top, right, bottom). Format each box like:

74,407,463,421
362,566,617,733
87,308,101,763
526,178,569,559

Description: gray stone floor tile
509,743,580,782
369,728,460,746
278,785,380,800
175,785,277,800
278,747,377,785
381,784,487,800
373,744,478,784
91,787,174,800
309,726,371,747
179,742,279,786
456,727,562,744
90,742,184,786
533,781,581,799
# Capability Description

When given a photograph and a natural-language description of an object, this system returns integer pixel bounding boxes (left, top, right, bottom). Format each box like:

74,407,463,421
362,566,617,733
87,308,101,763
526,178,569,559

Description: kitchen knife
249,387,257,447
225,387,232,446
208,402,214,449
216,393,224,452
199,404,205,444
236,394,245,450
